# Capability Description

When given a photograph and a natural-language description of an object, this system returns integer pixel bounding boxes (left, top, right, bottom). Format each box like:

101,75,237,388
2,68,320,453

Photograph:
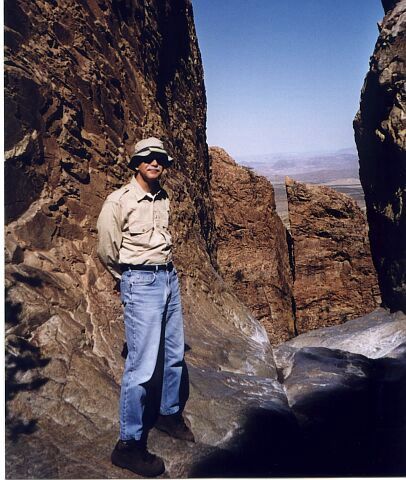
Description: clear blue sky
192,0,384,157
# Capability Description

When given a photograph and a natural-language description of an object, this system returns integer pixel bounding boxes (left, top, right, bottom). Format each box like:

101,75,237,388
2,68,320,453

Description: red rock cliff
210,147,296,344
286,177,381,333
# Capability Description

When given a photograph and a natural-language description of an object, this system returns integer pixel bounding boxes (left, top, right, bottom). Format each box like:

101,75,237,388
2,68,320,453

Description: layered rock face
354,0,406,312
286,177,381,333
210,147,296,344
5,1,282,477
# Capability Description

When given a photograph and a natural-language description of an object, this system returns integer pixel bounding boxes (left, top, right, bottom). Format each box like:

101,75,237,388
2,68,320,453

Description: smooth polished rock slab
275,307,406,359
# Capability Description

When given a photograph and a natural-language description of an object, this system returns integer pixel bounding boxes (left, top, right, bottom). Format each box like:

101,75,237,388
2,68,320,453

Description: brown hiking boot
155,413,195,442
111,439,165,477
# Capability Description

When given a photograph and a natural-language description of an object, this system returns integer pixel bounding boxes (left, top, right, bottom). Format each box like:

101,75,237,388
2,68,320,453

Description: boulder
275,307,406,358
274,309,406,476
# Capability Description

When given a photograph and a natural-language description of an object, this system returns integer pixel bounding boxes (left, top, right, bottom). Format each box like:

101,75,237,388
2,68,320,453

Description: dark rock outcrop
210,147,296,344
354,0,406,313
382,0,400,14
286,177,381,334
5,1,282,477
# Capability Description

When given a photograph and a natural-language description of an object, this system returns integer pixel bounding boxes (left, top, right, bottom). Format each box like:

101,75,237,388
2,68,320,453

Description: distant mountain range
235,147,361,185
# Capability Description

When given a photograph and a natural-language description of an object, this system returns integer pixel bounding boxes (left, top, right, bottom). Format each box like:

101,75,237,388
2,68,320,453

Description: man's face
136,157,165,182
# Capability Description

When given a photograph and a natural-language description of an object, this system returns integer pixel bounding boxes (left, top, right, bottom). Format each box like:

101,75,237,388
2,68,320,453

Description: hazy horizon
229,145,357,160
192,1,383,157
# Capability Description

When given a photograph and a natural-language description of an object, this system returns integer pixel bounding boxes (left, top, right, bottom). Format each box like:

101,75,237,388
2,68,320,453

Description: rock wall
286,177,381,334
5,1,280,477
210,147,296,344
354,0,406,313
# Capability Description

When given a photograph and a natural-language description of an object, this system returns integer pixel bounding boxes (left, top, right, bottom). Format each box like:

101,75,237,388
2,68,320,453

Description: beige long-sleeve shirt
96,176,173,280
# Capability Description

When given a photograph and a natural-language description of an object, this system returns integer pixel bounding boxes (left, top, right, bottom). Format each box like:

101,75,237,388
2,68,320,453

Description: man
97,137,194,477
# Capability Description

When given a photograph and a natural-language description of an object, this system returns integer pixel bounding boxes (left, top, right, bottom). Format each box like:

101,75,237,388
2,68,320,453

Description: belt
120,262,174,273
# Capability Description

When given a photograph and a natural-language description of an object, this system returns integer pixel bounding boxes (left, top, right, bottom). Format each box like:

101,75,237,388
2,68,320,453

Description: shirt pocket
155,209,169,229
128,221,154,246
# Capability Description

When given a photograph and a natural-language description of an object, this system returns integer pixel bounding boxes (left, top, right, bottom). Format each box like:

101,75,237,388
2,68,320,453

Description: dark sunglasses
129,153,171,170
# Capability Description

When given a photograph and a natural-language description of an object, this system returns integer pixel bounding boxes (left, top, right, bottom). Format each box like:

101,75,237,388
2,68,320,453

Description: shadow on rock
372,352,406,475
190,405,300,478
11,271,44,288
6,295,51,442
190,346,406,477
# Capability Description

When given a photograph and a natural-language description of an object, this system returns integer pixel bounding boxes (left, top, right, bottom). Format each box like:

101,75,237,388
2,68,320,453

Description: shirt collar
130,176,164,202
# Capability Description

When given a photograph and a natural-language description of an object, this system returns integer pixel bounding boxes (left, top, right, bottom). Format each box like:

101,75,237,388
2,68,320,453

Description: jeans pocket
130,271,157,286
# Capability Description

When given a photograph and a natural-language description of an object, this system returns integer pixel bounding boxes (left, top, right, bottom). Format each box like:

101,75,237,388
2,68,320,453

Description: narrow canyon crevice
210,147,381,342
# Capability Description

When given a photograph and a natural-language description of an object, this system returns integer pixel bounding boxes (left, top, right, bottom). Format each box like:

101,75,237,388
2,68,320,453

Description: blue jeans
119,267,184,441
